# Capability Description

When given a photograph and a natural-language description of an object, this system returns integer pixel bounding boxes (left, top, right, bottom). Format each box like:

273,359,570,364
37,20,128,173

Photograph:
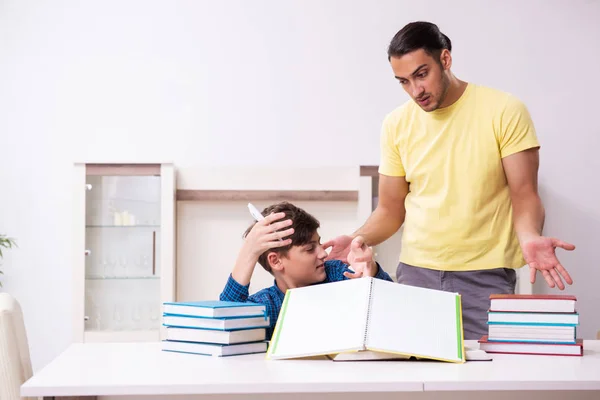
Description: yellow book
266,277,465,363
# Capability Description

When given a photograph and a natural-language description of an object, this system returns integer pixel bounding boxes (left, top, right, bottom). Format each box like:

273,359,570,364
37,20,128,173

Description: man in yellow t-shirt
324,21,575,339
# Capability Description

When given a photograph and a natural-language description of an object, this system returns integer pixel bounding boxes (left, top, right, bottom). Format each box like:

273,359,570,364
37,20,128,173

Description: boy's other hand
323,235,353,263
343,236,377,279
243,212,294,258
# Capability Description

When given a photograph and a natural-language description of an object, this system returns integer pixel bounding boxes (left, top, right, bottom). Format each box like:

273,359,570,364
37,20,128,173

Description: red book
478,335,583,356
489,294,576,313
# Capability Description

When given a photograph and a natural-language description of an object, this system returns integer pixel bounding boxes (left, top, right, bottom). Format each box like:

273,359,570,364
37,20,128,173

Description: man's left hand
522,236,576,290
343,236,378,279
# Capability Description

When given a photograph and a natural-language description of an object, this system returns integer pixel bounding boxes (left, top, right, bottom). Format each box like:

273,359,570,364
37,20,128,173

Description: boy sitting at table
219,201,393,339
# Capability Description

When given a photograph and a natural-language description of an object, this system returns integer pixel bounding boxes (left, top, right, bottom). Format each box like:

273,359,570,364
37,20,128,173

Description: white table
21,341,600,400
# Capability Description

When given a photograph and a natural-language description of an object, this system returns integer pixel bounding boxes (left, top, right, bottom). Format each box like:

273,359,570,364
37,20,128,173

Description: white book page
366,279,463,362
268,278,371,359
491,298,575,313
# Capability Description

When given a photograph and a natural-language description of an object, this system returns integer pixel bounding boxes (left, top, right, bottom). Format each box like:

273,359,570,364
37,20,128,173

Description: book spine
363,277,374,348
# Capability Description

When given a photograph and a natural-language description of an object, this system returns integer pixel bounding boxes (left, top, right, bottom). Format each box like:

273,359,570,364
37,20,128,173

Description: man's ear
267,252,284,272
439,49,452,70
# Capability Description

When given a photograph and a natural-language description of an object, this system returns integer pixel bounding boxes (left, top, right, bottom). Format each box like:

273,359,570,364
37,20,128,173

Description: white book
488,324,576,343
479,336,583,356
162,340,268,357
266,278,465,363
488,311,579,325
166,327,266,344
489,294,576,313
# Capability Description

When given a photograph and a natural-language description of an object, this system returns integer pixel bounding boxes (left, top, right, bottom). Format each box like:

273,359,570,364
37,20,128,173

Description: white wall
0,0,599,370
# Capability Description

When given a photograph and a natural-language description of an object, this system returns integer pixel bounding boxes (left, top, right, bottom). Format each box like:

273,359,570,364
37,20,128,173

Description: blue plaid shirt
219,259,393,339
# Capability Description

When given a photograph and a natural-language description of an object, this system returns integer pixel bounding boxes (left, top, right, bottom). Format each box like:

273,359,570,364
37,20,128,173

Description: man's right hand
323,235,354,263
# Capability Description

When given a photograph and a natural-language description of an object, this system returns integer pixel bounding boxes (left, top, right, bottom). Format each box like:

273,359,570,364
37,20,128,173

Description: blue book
163,314,270,331
165,327,266,344
162,340,268,357
162,300,266,318
485,338,577,345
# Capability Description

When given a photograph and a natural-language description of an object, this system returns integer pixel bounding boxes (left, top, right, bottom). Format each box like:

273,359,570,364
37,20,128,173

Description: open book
266,277,465,363
329,347,492,362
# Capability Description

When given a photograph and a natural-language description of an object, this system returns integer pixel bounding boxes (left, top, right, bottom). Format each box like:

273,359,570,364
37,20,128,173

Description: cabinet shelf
85,276,160,280
84,329,160,342
85,225,160,228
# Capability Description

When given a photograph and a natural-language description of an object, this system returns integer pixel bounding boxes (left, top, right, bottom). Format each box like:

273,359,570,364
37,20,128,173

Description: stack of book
161,300,270,357
478,294,583,356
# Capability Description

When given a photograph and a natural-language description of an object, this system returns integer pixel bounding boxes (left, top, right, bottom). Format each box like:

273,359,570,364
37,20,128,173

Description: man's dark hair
387,21,451,62
243,201,320,274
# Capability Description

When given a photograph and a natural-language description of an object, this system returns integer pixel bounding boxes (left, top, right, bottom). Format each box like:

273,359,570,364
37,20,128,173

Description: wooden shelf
360,165,379,177
85,276,160,280
85,225,160,228
176,189,358,202
86,163,161,176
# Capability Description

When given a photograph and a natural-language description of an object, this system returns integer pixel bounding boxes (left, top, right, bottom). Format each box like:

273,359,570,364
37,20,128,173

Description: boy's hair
387,21,451,62
243,201,320,274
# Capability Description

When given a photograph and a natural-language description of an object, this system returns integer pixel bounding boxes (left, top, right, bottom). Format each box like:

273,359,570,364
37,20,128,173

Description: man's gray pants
396,262,517,340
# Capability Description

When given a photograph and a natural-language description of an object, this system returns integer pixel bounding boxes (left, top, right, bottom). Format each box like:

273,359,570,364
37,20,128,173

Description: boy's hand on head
243,212,294,258
343,236,377,279
233,211,294,287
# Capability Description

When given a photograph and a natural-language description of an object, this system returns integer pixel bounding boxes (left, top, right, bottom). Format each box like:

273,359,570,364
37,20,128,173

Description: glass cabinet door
83,167,163,340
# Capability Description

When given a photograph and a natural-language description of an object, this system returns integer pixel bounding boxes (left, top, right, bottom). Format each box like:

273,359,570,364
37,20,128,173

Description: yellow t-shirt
379,83,540,271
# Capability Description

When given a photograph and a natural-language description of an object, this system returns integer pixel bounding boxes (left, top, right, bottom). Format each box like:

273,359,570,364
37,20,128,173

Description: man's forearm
512,193,545,244
353,205,405,246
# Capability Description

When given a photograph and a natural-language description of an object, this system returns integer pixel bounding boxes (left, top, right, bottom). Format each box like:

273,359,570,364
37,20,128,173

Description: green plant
0,234,17,287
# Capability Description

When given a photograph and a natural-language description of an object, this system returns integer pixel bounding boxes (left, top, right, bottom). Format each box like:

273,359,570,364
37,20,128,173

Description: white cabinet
72,163,176,342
